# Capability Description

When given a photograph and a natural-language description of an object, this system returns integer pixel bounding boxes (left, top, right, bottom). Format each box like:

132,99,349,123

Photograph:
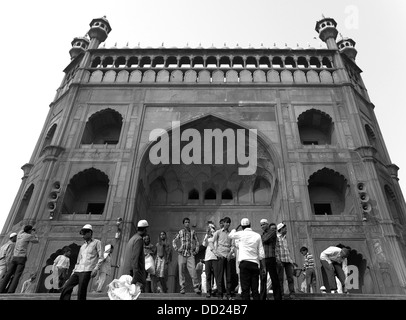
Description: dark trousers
205,259,218,294
260,257,282,300
277,261,295,295
239,261,260,300
216,256,233,296
320,260,345,291
60,271,92,300
0,256,27,293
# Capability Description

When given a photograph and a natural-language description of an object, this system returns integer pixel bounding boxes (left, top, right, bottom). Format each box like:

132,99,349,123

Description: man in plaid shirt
276,222,295,298
300,246,316,293
172,217,201,294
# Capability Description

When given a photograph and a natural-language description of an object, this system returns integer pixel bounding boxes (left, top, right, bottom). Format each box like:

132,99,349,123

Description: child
21,272,37,293
94,244,114,293
299,246,316,293
51,246,71,292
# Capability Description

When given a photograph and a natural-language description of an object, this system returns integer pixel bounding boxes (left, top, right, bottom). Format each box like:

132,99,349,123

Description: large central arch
132,113,281,292
134,114,281,239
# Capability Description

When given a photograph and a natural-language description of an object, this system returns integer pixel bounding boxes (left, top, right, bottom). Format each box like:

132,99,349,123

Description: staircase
0,292,405,300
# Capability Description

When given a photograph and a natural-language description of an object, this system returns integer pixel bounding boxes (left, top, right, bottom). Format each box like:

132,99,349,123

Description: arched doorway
133,114,280,292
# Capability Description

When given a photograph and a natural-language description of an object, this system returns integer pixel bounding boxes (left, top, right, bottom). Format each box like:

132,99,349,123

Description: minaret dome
87,16,112,49
337,37,358,61
69,36,90,60
315,17,338,49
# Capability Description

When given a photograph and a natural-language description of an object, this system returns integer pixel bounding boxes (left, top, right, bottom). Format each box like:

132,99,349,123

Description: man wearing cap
0,232,17,279
121,219,149,291
319,245,350,294
60,224,103,300
276,222,296,299
0,225,39,293
172,217,201,295
259,219,282,300
229,218,265,300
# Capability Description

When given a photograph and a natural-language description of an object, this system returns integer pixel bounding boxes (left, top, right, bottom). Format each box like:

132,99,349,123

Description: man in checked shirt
276,222,296,299
172,217,201,294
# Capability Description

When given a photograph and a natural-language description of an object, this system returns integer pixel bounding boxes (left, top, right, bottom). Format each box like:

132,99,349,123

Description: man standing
319,245,350,294
259,219,282,300
121,219,149,292
299,246,316,293
0,225,39,293
276,222,295,299
0,232,17,279
172,217,201,294
229,218,265,300
60,224,103,300
212,216,236,300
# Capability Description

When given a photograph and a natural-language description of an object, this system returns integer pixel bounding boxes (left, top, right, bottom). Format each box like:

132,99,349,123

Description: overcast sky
1,0,405,232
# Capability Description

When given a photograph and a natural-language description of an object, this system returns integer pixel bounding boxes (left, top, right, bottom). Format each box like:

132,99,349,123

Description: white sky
1,0,405,232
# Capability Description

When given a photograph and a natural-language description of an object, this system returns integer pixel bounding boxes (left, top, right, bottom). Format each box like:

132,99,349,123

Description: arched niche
297,109,334,145
308,168,348,215
81,108,123,145
61,168,110,215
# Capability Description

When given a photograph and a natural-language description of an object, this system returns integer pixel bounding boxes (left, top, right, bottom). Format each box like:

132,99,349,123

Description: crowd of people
0,217,352,300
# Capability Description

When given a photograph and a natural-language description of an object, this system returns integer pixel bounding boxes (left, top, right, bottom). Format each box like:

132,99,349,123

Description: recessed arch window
61,168,109,215
298,109,334,145
204,188,217,200
308,168,348,215
40,124,57,156
13,184,34,225
81,109,123,145
188,189,199,200
221,189,233,200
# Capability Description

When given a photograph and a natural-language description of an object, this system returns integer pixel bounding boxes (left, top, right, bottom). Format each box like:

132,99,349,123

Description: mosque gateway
1,16,406,295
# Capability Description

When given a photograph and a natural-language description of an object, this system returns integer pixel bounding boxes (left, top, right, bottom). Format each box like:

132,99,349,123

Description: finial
126,42,129,47
322,13,325,19
162,42,164,46
224,42,226,46
114,42,117,47
103,43,106,48
285,43,287,47
186,42,189,46
103,15,107,18
339,32,344,40
138,42,140,47
199,42,201,46
274,42,276,46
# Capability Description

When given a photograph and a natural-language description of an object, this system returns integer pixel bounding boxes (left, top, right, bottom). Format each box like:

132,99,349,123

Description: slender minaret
69,36,90,60
337,36,358,61
87,16,112,49
314,17,338,50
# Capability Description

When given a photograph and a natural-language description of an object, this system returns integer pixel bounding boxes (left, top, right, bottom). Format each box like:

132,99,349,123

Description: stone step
1,292,405,300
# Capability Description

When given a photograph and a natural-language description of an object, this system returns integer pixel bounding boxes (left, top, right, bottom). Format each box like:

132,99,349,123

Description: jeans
320,260,345,291
277,261,295,295
239,261,260,300
215,256,234,297
59,271,92,300
205,259,218,294
177,255,199,292
0,256,27,293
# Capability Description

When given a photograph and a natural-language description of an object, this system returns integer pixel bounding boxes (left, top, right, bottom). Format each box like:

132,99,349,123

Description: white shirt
320,246,344,264
203,235,217,261
228,228,264,266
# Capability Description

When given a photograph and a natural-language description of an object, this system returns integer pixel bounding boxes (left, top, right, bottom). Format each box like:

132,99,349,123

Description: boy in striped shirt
300,246,316,293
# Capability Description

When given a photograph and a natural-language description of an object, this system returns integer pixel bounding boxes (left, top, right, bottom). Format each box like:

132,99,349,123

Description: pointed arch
81,108,123,145
308,168,348,215
298,108,334,145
